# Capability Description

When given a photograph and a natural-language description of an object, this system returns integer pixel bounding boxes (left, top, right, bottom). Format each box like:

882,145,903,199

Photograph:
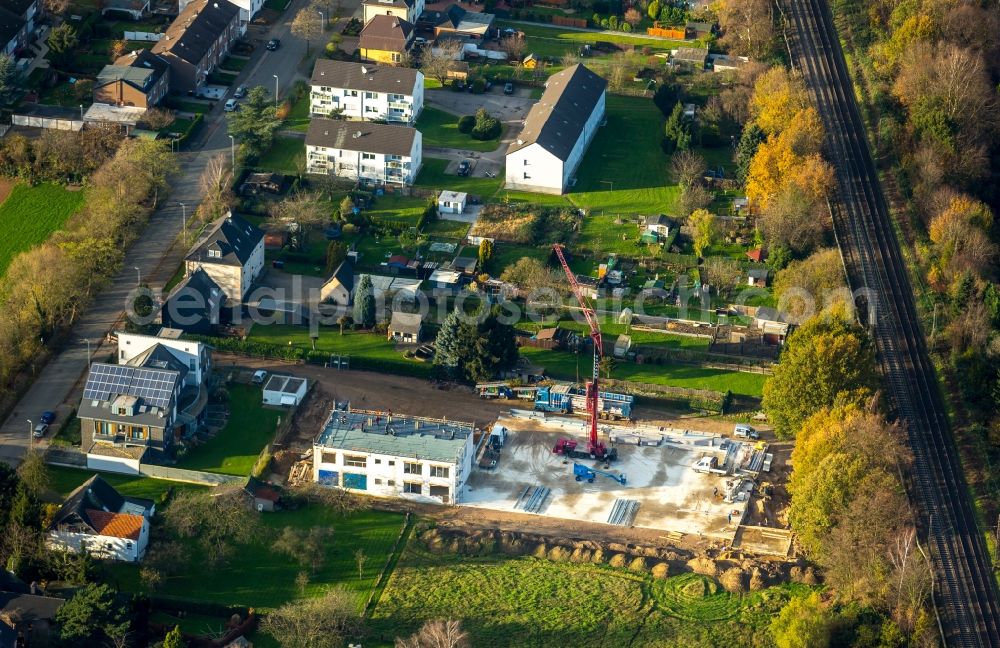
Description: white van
734,424,759,440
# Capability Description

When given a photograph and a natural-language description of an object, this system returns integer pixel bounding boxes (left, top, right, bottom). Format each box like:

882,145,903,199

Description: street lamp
79,104,83,119
26,419,32,447
228,134,236,168
273,74,279,106
317,9,325,29
80,338,91,365
178,201,187,241
134,266,141,286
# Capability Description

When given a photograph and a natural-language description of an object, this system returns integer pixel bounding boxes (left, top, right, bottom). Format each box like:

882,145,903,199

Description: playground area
461,413,767,541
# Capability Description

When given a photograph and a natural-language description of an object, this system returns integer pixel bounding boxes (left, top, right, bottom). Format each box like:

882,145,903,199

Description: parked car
503,82,514,95
224,99,239,112
33,422,48,439
252,370,268,385
266,38,281,51
457,160,471,176
40,410,56,425
413,36,427,46
234,84,247,98
734,424,759,440
692,455,719,474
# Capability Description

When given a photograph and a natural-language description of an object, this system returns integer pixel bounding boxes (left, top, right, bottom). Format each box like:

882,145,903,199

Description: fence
138,464,244,486
552,15,587,28
124,31,164,41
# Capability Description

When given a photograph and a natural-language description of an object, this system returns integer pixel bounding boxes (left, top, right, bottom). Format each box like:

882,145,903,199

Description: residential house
359,14,413,65
161,267,225,334
179,0,261,33
388,310,423,343
431,4,494,39
363,0,423,26
313,408,475,504
748,268,768,287
306,118,423,186
93,49,170,109
320,260,354,306
102,0,150,19
505,64,607,194
47,475,155,562
244,476,280,512
151,0,241,95
184,213,265,303
310,59,423,124
642,214,671,241
671,47,708,69
262,374,308,406
0,590,64,648
437,190,466,214
80,330,211,470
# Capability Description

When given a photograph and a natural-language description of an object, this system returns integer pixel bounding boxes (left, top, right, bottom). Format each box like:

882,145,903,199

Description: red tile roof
86,510,144,540
746,248,766,263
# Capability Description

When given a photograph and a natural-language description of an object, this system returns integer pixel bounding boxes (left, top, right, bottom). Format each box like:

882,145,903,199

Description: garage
262,374,309,407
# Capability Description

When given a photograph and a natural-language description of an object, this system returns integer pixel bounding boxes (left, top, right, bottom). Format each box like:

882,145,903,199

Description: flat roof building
313,408,475,504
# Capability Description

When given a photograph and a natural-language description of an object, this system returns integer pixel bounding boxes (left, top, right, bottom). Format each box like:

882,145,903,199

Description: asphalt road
0,0,350,464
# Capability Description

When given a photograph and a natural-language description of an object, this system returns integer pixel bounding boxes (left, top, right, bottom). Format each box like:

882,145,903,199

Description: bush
458,114,475,134
472,77,486,94
471,107,502,141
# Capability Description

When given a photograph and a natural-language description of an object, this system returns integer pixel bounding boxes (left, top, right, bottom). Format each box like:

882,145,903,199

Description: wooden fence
552,15,587,28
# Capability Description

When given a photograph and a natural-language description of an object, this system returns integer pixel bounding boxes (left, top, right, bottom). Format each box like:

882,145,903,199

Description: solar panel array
82,364,178,409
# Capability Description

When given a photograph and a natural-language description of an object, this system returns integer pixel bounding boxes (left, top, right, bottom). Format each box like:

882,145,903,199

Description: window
362,152,376,160
189,360,196,370
346,90,358,97
523,159,529,165
374,458,381,464
120,350,126,359
403,462,421,475
126,542,133,549
374,478,383,485
387,479,395,486
128,426,145,440
403,482,422,494
523,173,531,180
344,454,367,467
365,105,379,113
430,465,449,479
208,249,221,258
388,460,395,466
391,53,400,62
321,451,338,464
365,91,377,99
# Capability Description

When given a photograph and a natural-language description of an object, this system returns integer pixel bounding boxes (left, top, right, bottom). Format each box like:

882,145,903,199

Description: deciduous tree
477,239,493,269
262,588,362,648
686,208,716,258
0,54,21,105
670,149,706,189
163,487,262,565
717,0,775,59
291,6,324,53
750,67,810,137
396,619,470,648
500,33,526,63
770,592,836,648
773,248,847,319
422,40,463,85
269,191,330,249
500,257,555,295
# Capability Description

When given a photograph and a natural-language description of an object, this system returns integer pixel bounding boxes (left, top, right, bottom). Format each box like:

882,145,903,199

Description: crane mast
552,245,607,459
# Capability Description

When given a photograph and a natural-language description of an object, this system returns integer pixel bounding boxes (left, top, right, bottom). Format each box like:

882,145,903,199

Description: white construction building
505,64,607,195
313,408,475,504
309,59,424,125
306,118,422,186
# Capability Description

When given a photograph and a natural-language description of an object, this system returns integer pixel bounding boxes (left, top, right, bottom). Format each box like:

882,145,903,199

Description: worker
713,486,718,497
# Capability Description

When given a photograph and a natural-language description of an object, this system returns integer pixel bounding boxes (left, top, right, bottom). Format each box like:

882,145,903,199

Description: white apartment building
309,59,423,125
362,0,424,26
313,409,475,504
505,64,607,195
306,118,422,186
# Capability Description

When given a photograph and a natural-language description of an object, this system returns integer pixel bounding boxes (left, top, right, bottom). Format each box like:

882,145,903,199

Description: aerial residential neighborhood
0,0,997,645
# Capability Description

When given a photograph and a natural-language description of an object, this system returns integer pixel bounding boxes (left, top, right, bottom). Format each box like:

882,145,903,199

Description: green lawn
247,324,432,378
576,212,668,257
176,384,282,476
498,21,684,58
0,183,86,276
47,466,208,500
220,56,248,72
499,190,574,208
416,106,502,152
257,137,305,174
283,92,311,132
568,96,681,216
486,243,550,275
423,218,470,239
368,193,426,226
108,506,406,611
171,100,211,114
369,540,811,647
519,319,711,350
415,158,503,197
519,346,766,396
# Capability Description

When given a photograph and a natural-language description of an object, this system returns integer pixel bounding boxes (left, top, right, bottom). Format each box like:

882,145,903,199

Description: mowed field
0,182,86,276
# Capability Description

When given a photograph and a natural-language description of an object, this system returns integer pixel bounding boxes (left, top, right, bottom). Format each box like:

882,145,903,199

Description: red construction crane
552,244,612,462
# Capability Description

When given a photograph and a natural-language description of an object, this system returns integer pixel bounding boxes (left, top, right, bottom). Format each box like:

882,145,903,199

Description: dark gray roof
435,4,492,28
389,310,423,334
168,266,223,301
98,49,168,92
310,59,420,95
0,7,24,50
646,214,669,226
674,47,708,63
507,64,606,161
125,343,190,377
50,475,125,532
748,268,768,279
186,213,263,267
0,592,64,624
80,362,181,424
359,14,412,52
306,118,418,156
0,0,33,17
152,0,240,66
327,260,354,292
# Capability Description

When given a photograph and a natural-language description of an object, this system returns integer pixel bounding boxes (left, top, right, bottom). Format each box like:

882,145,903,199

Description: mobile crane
551,244,617,462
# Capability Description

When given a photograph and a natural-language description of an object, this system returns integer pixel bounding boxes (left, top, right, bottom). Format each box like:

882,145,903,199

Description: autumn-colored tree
687,209,716,258
762,310,878,438
927,194,995,287
872,12,937,75
770,592,836,648
109,39,128,61
623,8,643,27
750,67,809,136
758,185,829,254
717,0,776,59
773,248,847,320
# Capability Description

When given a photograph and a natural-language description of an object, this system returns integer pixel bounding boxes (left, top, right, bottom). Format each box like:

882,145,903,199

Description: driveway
425,87,536,124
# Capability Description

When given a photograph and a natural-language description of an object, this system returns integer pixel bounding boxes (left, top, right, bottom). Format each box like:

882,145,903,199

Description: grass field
47,466,207,500
423,218,470,239
176,384,281,476
283,93,311,132
415,159,503,197
519,319,711,350
416,107,502,152
369,543,810,647
367,193,427,227
0,183,86,276
498,21,684,58
108,506,406,611
257,136,305,174
519,346,766,396
247,324,432,378
486,243,550,275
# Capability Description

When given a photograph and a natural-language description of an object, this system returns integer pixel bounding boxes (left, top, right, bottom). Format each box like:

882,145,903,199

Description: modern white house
437,190,466,214
184,213,265,303
306,118,422,186
310,59,423,125
505,64,607,195
362,0,423,25
313,408,475,504
263,374,309,406
116,329,211,388
47,475,155,562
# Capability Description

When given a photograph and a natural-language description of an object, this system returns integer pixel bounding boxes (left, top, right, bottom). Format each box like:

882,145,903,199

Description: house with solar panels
505,64,607,195
47,475,154,562
79,329,212,473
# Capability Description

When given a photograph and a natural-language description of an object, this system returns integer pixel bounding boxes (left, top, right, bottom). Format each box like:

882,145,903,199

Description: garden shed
263,374,309,407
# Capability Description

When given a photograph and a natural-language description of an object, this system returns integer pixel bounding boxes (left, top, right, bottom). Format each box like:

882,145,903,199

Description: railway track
783,0,1000,644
